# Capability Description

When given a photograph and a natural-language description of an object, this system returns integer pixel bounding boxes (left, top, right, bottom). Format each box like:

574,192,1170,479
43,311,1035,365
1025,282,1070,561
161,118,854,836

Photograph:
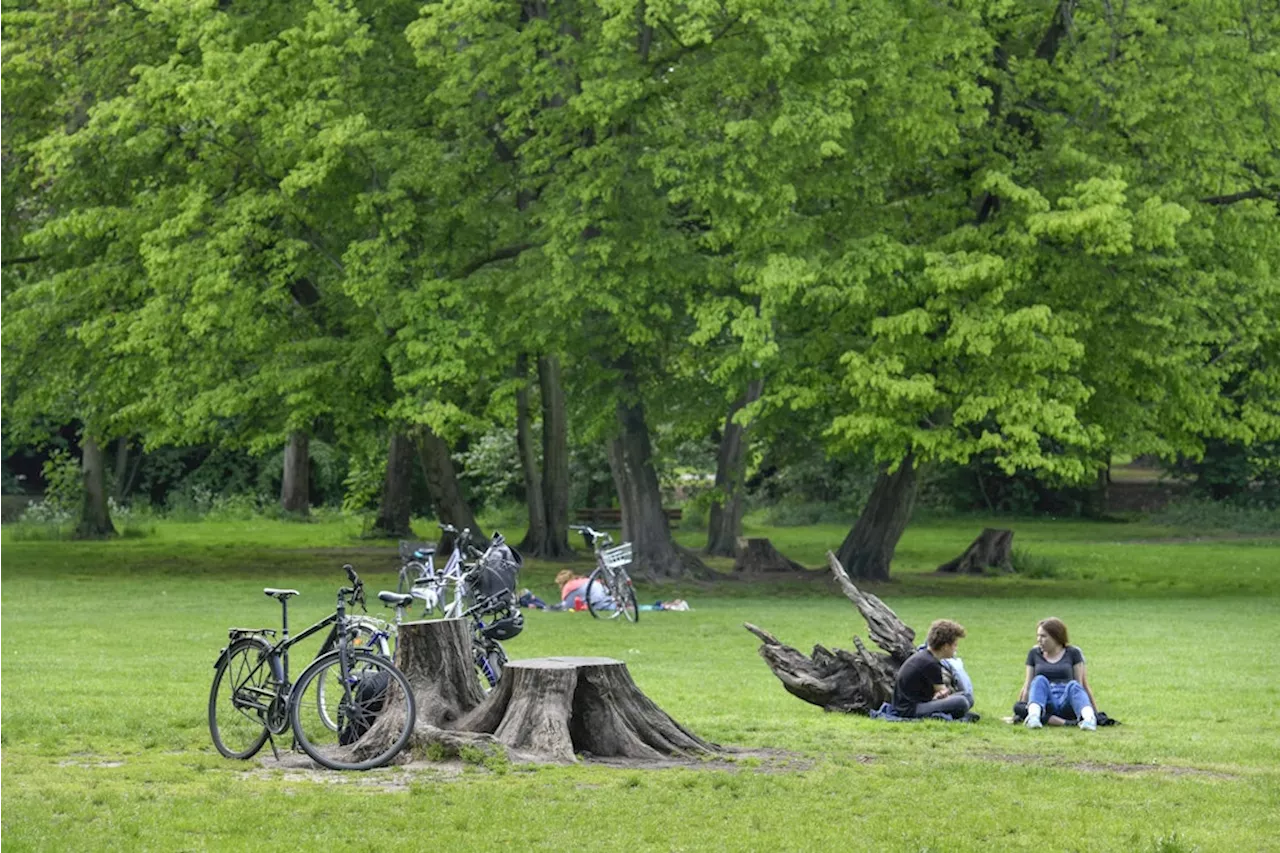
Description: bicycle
208,565,416,771
570,524,639,622
398,525,521,621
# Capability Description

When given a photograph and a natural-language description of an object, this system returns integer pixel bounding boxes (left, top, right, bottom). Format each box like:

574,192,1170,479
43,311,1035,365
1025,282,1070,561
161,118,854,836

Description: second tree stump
455,656,718,763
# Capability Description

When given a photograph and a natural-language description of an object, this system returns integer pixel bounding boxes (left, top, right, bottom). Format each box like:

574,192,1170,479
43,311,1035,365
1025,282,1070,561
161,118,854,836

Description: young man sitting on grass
891,619,973,720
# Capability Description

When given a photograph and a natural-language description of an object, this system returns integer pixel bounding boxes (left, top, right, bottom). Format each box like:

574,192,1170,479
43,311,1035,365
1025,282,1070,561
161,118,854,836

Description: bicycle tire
584,569,615,619
475,642,505,690
209,637,275,760
291,649,416,771
617,574,639,622
316,620,391,731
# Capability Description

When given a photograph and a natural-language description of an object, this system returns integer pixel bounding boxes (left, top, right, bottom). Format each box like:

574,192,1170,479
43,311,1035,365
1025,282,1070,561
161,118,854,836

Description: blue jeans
1028,675,1090,720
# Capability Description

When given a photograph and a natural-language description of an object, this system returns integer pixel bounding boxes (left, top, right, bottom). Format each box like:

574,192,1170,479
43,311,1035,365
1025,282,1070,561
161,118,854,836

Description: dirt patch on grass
252,745,812,786
979,752,1238,780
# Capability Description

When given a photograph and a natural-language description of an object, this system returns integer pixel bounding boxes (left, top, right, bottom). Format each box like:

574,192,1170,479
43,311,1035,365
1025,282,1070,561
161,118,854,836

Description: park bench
573,507,682,528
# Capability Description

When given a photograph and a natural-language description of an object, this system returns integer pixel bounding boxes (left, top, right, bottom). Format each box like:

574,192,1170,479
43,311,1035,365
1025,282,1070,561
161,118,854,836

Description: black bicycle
208,565,416,771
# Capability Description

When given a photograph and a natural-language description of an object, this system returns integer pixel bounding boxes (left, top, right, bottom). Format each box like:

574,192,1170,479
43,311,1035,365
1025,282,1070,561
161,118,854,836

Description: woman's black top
1026,645,1084,683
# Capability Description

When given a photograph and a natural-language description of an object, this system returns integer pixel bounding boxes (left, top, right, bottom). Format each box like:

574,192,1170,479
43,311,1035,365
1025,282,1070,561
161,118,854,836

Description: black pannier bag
338,669,391,745
472,542,522,601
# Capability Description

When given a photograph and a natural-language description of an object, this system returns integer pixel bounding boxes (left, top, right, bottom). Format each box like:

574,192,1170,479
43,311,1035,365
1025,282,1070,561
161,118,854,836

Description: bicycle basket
601,542,633,569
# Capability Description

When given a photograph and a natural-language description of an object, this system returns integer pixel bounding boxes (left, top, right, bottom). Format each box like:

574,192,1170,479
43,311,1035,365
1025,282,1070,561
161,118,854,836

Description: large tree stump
352,618,483,763
732,538,807,573
936,528,1014,574
744,551,919,714
454,657,718,763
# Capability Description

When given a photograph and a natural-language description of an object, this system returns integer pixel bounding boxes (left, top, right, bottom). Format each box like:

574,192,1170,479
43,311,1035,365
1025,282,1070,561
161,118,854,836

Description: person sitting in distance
1017,617,1098,731
551,569,613,611
891,619,973,720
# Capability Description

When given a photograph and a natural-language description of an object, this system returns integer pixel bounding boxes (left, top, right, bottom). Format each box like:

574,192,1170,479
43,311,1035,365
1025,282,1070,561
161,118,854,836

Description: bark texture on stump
454,657,717,763
744,551,918,713
354,618,483,762
732,538,806,573
371,431,415,538
936,528,1014,574
76,434,116,539
280,431,310,516
836,455,918,581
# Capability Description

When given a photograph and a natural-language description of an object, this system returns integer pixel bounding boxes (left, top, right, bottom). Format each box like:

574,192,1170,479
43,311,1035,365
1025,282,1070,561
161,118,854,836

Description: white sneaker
1079,706,1097,731
1025,712,1043,729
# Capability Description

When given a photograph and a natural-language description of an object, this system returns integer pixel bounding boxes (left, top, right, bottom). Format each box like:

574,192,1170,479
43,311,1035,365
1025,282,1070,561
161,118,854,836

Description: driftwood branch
744,551,918,714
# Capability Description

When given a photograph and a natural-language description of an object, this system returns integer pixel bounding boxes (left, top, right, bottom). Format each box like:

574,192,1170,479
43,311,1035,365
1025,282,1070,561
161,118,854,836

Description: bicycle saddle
263,588,300,600
378,591,415,608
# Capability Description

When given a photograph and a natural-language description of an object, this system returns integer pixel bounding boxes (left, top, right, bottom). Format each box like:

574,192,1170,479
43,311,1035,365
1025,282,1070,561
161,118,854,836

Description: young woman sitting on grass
1017,617,1099,731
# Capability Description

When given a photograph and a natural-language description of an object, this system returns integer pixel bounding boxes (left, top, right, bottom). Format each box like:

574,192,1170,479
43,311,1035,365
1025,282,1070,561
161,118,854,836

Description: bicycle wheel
616,572,639,623
316,621,391,732
585,569,618,620
291,650,415,771
474,641,505,691
209,637,275,760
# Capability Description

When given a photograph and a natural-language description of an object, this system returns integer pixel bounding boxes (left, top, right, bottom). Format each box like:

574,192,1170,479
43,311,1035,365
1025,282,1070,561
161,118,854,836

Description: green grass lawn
2,516,1278,851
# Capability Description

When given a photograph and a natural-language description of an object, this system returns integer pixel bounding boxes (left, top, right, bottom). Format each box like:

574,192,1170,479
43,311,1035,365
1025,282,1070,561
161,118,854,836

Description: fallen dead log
744,551,919,714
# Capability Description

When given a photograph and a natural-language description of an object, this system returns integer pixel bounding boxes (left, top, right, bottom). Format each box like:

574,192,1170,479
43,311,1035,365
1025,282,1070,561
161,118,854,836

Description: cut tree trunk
607,394,709,580
76,434,116,539
744,551,918,714
732,538,806,573
352,618,484,763
371,431,415,538
516,355,549,555
280,431,310,516
538,355,573,558
707,379,764,557
936,528,1014,573
454,656,718,763
835,454,918,581
416,427,482,551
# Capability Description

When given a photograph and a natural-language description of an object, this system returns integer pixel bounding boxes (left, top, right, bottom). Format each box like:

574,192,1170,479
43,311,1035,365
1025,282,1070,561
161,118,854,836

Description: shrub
1149,498,1280,535
1009,547,1064,579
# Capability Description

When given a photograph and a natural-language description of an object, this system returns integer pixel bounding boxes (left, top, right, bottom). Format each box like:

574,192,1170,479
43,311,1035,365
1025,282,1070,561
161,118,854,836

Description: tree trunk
75,434,116,539
454,656,718,763
416,427,482,547
538,355,572,558
280,431,310,516
371,431,415,538
732,538,806,573
744,552,918,714
112,437,130,503
607,397,708,579
835,455,918,581
937,528,1015,574
707,379,763,556
516,355,549,555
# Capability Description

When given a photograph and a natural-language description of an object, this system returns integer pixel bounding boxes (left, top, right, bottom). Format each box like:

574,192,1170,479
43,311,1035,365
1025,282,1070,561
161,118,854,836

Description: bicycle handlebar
340,564,367,612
